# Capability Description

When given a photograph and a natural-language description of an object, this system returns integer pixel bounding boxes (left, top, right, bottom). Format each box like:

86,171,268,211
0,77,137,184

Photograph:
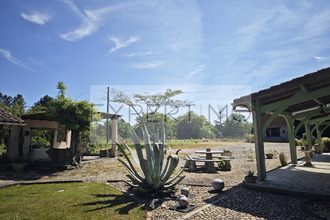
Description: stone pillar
109,118,119,158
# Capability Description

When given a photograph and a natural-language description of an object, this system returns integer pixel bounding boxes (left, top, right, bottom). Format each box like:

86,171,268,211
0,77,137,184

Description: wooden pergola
232,67,330,181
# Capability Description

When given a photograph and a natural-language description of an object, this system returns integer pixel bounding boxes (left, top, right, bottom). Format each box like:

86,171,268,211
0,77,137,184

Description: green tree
214,105,227,137
175,111,217,139
134,113,176,140
89,119,132,145
49,82,100,164
27,95,54,114
0,92,26,117
111,88,189,141
222,113,251,138
0,93,26,149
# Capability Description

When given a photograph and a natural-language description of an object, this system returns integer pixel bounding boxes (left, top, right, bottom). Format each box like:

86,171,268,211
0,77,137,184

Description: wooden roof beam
260,85,330,113
300,84,325,105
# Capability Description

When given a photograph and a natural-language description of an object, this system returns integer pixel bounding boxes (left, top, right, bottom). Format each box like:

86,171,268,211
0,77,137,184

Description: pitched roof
232,67,330,114
0,107,25,126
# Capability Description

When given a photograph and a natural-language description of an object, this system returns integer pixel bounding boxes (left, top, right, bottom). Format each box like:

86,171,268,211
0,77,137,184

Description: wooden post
316,126,322,154
305,122,312,148
252,100,266,181
284,115,297,164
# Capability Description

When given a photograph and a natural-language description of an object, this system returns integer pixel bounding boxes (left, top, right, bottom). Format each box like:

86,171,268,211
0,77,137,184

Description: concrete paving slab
242,153,330,200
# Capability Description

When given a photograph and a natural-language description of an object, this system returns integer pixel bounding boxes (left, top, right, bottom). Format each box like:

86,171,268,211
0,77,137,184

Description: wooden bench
184,156,222,172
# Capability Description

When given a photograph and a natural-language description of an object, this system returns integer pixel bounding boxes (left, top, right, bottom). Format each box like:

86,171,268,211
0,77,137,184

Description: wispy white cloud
60,9,104,41
186,66,205,79
60,0,86,19
0,48,33,70
109,36,139,53
20,11,52,25
129,61,163,69
314,56,330,62
60,1,128,41
126,51,153,57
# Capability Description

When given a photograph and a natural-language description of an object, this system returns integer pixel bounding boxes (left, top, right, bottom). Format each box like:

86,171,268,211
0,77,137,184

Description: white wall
8,119,72,161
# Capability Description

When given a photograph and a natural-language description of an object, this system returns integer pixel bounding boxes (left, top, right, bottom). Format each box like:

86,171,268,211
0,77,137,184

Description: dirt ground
43,141,304,189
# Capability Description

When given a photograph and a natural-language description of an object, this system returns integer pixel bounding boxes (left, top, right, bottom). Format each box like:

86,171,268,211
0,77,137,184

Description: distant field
89,139,245,153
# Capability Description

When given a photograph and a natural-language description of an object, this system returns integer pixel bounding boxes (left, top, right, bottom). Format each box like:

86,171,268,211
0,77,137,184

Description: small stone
212,178,225,191
181,187,189,196
178,195,189,208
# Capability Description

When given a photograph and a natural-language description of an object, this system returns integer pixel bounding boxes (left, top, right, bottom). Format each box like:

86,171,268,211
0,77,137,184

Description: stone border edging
179,188,243,219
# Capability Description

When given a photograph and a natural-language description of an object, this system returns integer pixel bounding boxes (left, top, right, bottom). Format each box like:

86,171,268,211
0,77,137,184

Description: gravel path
40,142,330,219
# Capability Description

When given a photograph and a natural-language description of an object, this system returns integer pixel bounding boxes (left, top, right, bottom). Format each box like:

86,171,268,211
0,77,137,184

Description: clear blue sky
1,0,330,111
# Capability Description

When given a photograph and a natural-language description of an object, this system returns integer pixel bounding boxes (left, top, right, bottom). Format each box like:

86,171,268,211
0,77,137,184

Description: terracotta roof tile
0,107,25,125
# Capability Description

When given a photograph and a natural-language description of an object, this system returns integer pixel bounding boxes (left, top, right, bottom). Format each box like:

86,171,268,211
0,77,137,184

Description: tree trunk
70,130,82,166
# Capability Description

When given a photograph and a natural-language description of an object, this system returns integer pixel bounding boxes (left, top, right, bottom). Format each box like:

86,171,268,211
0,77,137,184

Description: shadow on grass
78,193,143,214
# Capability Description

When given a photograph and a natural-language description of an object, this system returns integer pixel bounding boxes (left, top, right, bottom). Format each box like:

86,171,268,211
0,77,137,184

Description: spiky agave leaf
116,142,144,180
142,123,154,176
159,125,165,172
118,141,143,174
152,143,161,189
160,153,171,179
130,129,144,162
153,144,161,176
164,175,186,189
140,159,153,185
126,174,149,188
155,127,160,143
160,154,180,185
164,169,184,186
117,158,144,182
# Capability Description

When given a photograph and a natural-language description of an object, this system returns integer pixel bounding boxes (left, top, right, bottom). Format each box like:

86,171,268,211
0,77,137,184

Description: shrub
321,137,330,152
295,138,299,146
245,170,255,177
244,134,254,143
298,139,307,146
242,145,254,161
268,149,278,158
279,152,287,166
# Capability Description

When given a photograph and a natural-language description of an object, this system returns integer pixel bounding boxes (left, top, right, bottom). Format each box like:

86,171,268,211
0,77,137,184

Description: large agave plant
116,123,185,193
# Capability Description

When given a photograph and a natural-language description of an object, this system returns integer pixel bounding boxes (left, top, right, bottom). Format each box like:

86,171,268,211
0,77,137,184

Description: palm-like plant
116,122,185,193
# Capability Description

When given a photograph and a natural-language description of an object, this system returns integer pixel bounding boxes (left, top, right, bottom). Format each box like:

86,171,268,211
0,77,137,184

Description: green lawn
0,182,146,220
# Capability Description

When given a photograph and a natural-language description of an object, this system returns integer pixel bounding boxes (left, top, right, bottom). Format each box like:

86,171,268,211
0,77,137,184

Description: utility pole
106,87,109,144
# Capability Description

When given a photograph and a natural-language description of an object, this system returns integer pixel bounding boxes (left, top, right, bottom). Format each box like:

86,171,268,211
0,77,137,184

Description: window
57,126,67,142
266,127,280,137
30,129,54,149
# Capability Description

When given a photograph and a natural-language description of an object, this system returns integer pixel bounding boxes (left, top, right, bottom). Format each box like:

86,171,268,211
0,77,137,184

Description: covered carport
232,67,330,181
